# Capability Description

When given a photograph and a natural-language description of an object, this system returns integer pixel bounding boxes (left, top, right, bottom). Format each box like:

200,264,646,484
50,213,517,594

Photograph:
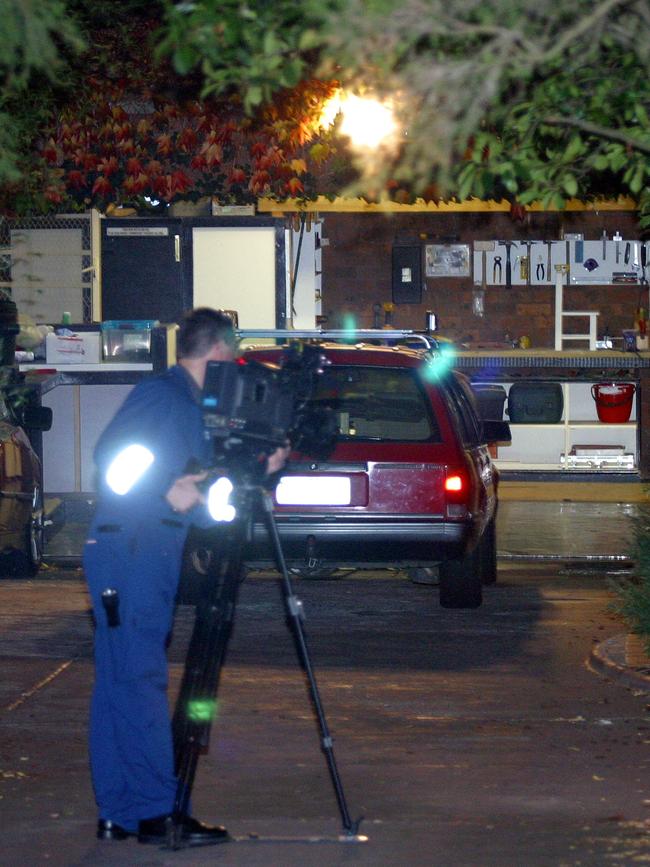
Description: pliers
493,256,502,283
536,258,545,281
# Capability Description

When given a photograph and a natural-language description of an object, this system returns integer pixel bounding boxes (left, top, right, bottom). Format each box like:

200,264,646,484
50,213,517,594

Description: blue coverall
83,365,211,832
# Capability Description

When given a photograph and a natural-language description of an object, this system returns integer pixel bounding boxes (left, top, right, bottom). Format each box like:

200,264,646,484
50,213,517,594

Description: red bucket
591,382,636,423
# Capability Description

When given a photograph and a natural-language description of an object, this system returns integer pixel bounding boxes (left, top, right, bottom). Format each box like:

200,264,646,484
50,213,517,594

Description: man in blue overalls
84,308,287,846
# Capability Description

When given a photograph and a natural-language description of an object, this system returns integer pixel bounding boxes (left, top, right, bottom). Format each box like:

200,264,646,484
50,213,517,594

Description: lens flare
187,699,218,723
422,346,456,382
341,313,358,340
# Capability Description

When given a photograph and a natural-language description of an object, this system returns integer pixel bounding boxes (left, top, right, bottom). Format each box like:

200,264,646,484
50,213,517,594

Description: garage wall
320,210,643,348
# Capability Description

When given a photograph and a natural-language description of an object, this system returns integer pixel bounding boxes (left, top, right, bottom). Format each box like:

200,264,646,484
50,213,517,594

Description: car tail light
444,468,470,519
444,475,463,493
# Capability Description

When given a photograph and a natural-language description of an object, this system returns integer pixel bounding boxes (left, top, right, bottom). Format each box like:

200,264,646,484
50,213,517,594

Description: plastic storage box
507,381,564,423
101,320,158,363
471,384,507,420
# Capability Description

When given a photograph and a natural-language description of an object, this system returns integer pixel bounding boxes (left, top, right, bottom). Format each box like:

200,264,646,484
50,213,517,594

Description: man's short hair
177,308,237,359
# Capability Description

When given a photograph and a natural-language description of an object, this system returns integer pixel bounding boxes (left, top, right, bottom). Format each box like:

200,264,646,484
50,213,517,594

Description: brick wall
320,210,644,348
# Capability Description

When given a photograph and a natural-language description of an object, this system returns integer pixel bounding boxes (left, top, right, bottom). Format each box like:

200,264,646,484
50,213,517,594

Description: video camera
200,342,338,462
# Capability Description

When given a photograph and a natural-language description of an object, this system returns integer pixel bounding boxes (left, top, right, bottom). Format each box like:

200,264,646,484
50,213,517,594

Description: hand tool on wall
524,240,532,289
565,240,571,284
546,241,553,285
497,241,517,288
474,240,495,288
641,242,648,287
601,229,607,260
520,254,529,283
492,255,502,284
536,257,545,282
613,231,622,263
612,271,638,283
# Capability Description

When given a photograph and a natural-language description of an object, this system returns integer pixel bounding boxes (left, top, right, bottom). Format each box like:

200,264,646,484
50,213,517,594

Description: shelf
568,421,635,428
507,422,565,427
494,460,638,475
508,421,635,427
490,379,638,472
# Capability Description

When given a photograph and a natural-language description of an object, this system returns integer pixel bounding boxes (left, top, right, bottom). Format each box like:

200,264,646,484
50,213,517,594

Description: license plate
275,476,351,506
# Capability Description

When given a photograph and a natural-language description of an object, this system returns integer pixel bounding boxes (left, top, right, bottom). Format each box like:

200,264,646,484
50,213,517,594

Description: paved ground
0,481,647,865
1,561,650,867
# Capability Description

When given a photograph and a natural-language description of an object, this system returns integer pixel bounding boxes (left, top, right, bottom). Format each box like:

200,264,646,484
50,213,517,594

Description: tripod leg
258,489,363,837
168,525,244,848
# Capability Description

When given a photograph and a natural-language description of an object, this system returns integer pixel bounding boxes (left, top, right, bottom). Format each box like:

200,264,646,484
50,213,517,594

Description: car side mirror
482,419,511,445
21,405,53,432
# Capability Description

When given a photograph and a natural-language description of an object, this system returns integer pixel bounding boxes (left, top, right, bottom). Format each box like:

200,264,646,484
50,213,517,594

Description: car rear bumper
246,515,473,565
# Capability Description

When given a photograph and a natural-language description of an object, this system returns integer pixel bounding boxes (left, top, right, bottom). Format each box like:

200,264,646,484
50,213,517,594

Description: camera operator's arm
165,472,208,513
266,443,291,475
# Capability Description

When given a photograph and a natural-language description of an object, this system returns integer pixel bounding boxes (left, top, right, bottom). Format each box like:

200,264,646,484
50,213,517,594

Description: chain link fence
0,213,93,323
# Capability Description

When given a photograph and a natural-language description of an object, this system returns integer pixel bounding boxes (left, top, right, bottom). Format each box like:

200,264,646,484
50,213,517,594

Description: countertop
18,362,153,372
453,348,650,369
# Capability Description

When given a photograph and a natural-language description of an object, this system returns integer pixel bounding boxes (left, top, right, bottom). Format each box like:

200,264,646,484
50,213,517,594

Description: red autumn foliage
33,18,350,211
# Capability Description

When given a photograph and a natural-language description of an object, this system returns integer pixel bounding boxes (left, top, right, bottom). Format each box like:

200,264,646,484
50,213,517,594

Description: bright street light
321,90,397,149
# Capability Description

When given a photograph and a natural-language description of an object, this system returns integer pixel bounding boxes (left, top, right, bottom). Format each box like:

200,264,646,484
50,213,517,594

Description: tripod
168,482,364,849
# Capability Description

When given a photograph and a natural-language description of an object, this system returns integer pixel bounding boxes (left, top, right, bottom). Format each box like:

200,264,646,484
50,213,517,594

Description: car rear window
442,374,483,447
311,365,440,442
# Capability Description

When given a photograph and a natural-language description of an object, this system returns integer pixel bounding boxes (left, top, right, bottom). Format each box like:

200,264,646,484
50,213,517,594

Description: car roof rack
237,328,439,351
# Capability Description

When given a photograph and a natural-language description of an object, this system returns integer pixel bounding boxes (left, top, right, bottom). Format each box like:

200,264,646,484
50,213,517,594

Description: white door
192,226,277,327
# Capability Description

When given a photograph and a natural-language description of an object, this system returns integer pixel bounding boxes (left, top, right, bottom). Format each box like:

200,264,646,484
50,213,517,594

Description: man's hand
165,472,207,513
266,443,291,475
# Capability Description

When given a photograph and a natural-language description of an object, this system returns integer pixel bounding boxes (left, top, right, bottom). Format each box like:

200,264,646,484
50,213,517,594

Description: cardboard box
45,332,102,364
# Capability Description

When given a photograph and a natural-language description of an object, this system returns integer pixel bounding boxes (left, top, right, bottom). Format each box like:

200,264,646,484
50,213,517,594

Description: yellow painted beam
256,195,637,214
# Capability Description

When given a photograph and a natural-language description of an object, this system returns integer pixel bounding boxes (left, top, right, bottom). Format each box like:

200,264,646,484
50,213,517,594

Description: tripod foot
339,816,366,841
163,815,185,851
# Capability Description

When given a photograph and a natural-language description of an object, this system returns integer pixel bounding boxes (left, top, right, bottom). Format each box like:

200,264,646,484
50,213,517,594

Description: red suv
238,337,510,608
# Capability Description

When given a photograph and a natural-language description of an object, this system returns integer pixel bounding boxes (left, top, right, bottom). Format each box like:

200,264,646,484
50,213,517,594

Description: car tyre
6,487,44,578
479,516,497,586
439,545,483,608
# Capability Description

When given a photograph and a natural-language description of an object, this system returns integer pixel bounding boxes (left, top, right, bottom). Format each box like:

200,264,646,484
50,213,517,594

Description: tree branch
540,0,640,65
544,115,650,155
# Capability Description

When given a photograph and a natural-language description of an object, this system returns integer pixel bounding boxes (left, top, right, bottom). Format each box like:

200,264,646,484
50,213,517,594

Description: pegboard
473,239,650,287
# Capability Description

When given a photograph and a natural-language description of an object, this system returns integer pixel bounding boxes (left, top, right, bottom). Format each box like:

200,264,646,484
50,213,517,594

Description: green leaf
562,175,578,197
457,164,476,201
629,165,646,195
173,44,197,75
563,135,583,162
245,84,263,109
263,29,280,56
636,104,650,129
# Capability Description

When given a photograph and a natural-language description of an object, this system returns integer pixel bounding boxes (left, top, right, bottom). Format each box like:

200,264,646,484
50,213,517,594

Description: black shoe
138,814,230,847
97,819,133,841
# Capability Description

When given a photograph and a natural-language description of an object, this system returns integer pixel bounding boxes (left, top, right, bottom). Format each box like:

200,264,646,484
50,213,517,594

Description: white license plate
275,476,351,506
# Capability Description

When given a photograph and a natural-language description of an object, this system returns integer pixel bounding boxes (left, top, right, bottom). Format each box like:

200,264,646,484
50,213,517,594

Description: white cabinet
40,379,140,494
490,382,637,472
